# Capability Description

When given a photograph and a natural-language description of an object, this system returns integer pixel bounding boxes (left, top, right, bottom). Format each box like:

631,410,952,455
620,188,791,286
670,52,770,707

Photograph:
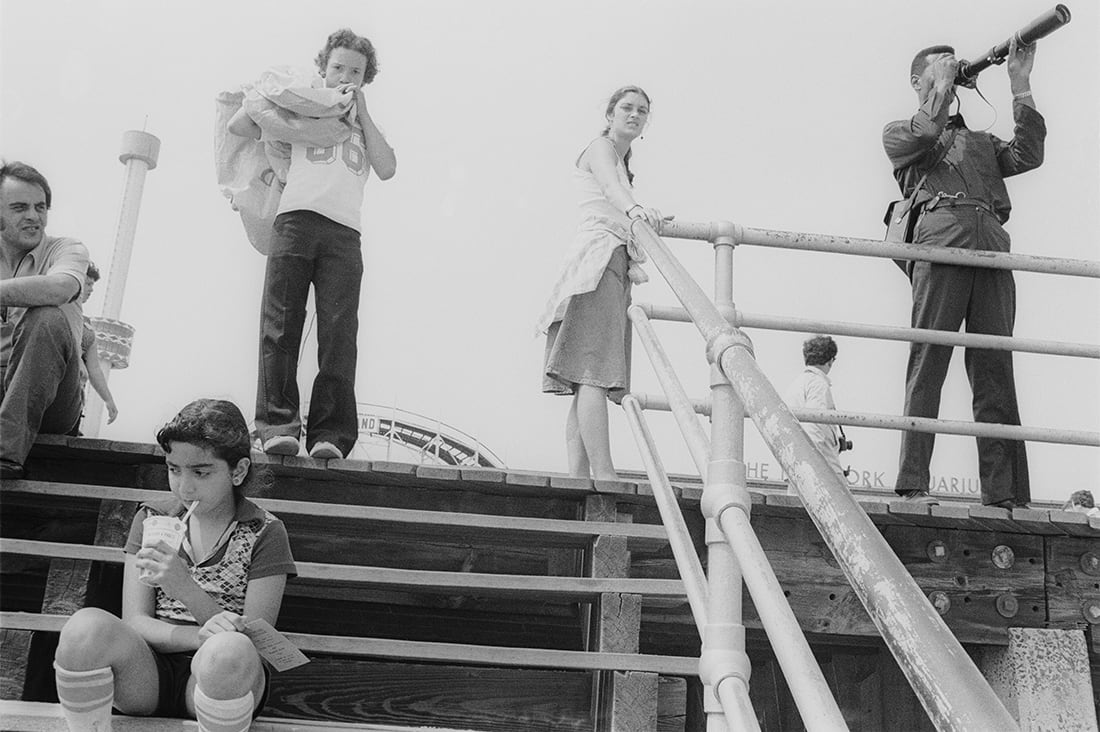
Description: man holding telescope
883,37,1045,508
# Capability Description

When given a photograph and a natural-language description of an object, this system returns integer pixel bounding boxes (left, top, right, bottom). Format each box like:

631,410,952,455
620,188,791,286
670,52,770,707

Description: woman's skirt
543,246,632,401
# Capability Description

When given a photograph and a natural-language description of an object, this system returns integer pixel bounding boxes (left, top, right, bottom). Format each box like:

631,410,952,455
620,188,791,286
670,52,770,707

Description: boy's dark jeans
255,210,363,456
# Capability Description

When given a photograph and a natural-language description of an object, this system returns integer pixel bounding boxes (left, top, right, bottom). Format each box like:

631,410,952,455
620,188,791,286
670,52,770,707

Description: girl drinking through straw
53,399,296,732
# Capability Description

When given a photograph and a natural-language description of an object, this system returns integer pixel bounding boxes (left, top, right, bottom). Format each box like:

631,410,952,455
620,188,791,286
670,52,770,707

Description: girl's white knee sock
193,685,255,732
52,662,114,732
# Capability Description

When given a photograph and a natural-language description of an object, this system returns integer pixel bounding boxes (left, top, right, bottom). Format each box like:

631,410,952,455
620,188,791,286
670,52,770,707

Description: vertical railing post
701,363,758,731
698,234,759,730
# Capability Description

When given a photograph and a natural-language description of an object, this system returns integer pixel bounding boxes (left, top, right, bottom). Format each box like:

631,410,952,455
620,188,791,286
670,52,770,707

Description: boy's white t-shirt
277,128,371,233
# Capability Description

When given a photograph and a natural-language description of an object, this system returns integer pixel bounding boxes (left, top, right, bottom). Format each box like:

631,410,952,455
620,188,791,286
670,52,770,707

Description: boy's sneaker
309,441,343,460
899,490,938,505
262,435,301,456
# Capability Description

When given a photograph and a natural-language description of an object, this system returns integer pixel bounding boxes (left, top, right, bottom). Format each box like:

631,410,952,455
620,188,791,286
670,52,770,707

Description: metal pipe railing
659,219,1100,278
632,394,1100,447
620,396,709,631
631,313,849,726
629,308,711,476
701,367,756,731
630,216,1019,731
639,302,1100,360
716,676,762,732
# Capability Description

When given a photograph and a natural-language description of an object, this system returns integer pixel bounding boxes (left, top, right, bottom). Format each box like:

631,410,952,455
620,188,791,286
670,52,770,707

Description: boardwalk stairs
1,436,1098,730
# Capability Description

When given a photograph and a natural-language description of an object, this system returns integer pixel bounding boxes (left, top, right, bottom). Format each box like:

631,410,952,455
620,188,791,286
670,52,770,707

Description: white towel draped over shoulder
535,214,647,335
536,143,648,336
214,66,358,255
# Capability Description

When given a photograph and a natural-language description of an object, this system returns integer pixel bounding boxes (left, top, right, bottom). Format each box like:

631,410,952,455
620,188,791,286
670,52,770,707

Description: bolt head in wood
991,545,1015,570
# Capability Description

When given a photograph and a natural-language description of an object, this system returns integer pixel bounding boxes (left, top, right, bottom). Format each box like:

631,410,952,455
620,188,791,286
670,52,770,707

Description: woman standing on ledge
537,86,665,481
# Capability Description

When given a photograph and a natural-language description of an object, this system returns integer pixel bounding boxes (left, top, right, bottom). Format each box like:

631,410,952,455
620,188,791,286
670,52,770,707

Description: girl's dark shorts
152,651,271,719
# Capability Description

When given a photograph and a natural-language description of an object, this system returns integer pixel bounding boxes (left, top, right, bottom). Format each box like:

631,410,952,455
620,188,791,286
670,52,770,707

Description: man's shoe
0,461,26,480
899,490,938,505
262,435,301,456
309,441,343,460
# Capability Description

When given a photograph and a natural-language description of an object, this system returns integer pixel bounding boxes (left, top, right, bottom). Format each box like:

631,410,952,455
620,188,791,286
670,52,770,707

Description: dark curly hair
156,399,256,496
0,161,52,208
316,28,379,85
601,86,650,185
802,335,838,367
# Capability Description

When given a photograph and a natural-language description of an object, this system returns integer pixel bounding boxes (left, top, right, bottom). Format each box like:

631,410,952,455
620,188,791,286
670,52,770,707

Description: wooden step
0,537,687,603
0,612,698,676
0,700,479,731
2,480,670,550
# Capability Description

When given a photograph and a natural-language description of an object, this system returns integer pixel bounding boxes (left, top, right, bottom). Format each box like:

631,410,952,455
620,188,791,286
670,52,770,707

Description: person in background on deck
883,39,1044,507
69,260,118,435
228,28,396,462
784,335,847,486
537,86,667,481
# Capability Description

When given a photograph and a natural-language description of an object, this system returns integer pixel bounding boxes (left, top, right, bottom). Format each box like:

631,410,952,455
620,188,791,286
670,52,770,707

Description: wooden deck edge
0,537,687,602
0,700,480,731
1,480,670,547
0,613,699,676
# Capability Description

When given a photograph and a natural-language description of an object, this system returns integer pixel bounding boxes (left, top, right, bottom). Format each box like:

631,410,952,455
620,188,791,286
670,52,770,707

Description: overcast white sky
2,0,1097,502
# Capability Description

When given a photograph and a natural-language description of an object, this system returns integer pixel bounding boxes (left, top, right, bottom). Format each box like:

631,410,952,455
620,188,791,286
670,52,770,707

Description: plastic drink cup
139,514,186,583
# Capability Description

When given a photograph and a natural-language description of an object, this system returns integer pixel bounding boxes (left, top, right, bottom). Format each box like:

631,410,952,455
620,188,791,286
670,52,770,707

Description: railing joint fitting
710,220,741,245
706,329,754,366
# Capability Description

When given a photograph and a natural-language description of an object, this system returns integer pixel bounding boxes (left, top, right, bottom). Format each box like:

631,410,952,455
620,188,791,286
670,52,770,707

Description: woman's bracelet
1013,90,1033,101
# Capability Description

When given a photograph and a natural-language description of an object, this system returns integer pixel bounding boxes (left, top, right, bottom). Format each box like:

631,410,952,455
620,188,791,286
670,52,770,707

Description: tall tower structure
83,130,160,437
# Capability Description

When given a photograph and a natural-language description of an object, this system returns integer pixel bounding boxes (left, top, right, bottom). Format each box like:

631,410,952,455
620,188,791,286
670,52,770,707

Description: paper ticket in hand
243,618,310,672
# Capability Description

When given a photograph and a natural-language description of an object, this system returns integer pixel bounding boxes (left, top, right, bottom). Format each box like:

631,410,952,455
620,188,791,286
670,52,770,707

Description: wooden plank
415,465,463,482
0,629,32,700
591,594,642,654
1,539,686,602
598,671,658,731
1006,507,1070,536
1049,510,1097,538
859,499,916,527
656,675,687,732
1045,535,1100,628
966,505,1034,533
0,700,483,731
880,526,1046,643
0,613,699,675
2,481,670,548
458,468,506,489
266,659,591,731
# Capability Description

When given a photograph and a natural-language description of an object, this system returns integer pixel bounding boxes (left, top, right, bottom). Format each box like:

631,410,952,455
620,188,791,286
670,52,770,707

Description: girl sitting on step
53,398,296,732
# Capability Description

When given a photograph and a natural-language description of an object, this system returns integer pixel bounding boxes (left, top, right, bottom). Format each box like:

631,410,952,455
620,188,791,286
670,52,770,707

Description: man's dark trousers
0,306,83,471
896,252,1030,506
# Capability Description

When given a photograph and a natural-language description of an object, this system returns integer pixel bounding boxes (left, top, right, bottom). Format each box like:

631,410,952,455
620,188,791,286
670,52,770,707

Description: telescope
955,4,1071,86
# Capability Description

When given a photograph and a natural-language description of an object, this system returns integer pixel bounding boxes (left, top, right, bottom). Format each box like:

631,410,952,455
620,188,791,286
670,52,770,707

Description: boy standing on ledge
229,28,396,461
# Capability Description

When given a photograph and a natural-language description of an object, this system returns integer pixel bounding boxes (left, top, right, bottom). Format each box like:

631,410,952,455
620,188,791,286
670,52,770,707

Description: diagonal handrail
619,397,709,631
627,313,849,729
629,216,1019,731
628,308,711,476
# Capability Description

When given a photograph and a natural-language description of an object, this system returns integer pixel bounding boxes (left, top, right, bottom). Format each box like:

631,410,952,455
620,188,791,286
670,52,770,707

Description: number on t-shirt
304,131,367,174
